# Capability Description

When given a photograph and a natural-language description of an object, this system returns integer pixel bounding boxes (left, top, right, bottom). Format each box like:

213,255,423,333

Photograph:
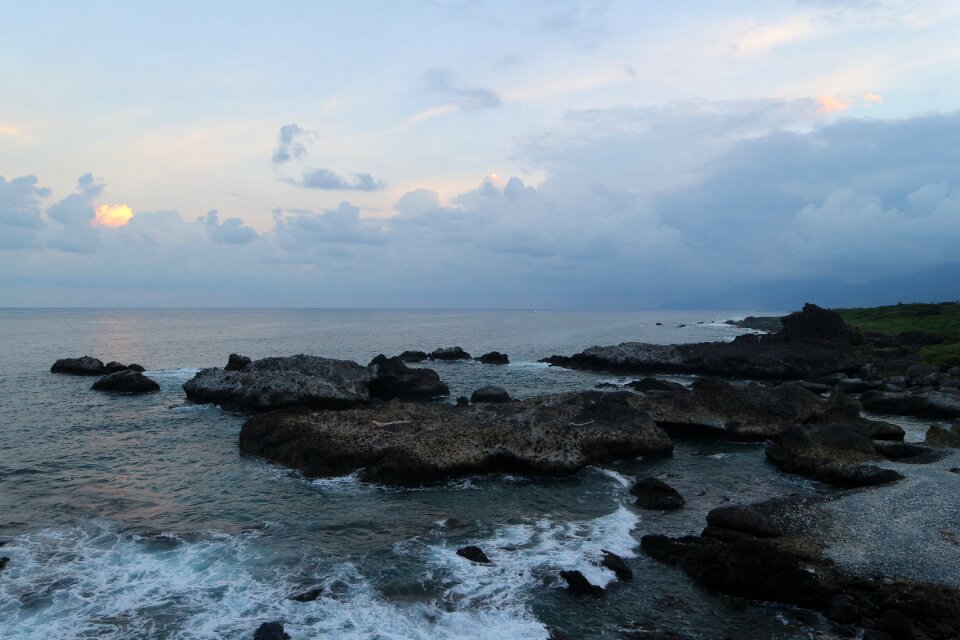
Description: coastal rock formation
724,316,784,332
625,378,687,393
239,391,673,484
705,506,780,538
456,546,491,564
559,570,605,597
399,350,428,362
367,355,450,400
600,550,633,581
51,356,144,376
861,389,960,419
470,385,511,403
642,505,960,640
630,478,685,510
253,622,290,640
765,423,905,487
627,378,904,441
925,422,960,448
92,370,160,393
184,354,371,412
476,351,509,364
428,346,472,361
543,304,864,380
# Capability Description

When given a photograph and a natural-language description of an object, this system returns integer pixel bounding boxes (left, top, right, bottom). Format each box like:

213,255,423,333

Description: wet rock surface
630,478,685,510
239,391,673,484
476,351,509,364
51,356,143,376
253,622,290,640
368,355,450,400
456,545,491,564
225,353,252,371
184,354,372,412
559,570,605,597
92,370,160,393
470,385,511,403
861,390,960,419
428,346,472,361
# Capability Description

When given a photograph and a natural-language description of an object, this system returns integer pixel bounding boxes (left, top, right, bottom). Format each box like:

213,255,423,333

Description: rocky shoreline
47,303,960,639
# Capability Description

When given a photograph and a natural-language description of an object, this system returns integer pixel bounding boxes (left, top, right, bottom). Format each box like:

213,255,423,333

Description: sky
2,0,960,308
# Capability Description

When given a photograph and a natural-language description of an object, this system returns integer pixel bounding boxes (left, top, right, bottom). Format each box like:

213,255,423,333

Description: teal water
0,309,829,639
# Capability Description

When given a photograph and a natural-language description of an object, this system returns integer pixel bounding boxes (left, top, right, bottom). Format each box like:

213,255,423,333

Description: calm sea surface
0,309,835,640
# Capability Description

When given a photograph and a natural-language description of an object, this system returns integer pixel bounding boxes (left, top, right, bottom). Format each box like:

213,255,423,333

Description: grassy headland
836,302,960,368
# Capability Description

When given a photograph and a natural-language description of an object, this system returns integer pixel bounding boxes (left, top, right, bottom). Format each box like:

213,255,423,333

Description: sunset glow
93,204,134,227
816,95,851,114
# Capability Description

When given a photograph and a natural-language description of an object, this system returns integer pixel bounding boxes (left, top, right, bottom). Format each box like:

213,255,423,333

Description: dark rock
239,391,673,484
951,468,960,474
476,351,509,364
777,303,863,344
456,545,491,564
725,316,784,332
456,396,469,406
861,390,960,419
368,356,449,400
631,477,685,510
289,586,325,602
873,441,944,464
92,370,160,393
706,506,781,537
559,570,605,597
103,361,130,374
600,549,633,581
184,354,371,412
399,350,428,362
51,356,107,375
470,385,511,403
428,346,472,361
656,322,663,326
626,377,687,393
253,622,290,640
225,353,252,371
766,423,905,487
924,424,960,448
127,363,145,372
0,557,8,570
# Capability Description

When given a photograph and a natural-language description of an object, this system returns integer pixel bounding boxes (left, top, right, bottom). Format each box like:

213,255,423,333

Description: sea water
0,309,830,639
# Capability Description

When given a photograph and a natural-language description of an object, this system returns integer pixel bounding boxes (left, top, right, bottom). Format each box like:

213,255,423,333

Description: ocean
0,308,836,639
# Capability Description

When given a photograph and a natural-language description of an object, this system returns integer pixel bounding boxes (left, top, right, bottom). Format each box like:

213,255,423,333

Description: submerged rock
428,346,472,361
239,391,672,484
288,586,326,602
470,385,511,403
559,570,605,597
631,477,685,510
92,370,160,393
253,622,290,640
456,545,491,564
600,550,633,581
184,354,371,412
368,355,449,400
476,351,509,364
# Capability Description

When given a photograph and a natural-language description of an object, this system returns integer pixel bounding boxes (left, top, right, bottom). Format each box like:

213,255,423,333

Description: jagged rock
184,354,371,412
559,570,605,597
253,622,290,640
861,390,960,419
225,354,252,371
600,550,633,581
725,316,784,332
631,477,685,510
543,304,864,380
705,506,781,538
428,346,472,361
368,355,449,400
239,391,672,484
470,385,511,403
103,361,130,374
766,423,904,487
456,545,491,564
289,586,325,602
92,370,160,393
476,351,509,364
51,356,107,375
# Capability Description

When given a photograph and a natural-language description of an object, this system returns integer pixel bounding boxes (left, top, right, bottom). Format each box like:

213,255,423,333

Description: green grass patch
836,302,960,368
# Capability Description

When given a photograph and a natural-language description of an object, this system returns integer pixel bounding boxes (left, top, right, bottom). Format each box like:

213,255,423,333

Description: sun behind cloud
93,204,134,227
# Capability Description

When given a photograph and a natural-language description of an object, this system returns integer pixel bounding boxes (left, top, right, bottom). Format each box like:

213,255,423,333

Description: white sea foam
593,467,633,489
0,524,550,640
145,367,201,381
507,361,551,369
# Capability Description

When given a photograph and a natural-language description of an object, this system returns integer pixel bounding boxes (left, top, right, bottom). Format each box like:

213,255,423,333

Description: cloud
273,202,386,254
46,193,101,254
76,173,104,199
422,69,501,110
0,174,49,250
395,188,440,217
289,168,387,192
202,210,259,244
271,123,315,164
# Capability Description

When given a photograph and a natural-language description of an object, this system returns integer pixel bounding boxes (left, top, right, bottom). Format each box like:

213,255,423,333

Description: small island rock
471,385,511,404
631,477,685,510
92,370,160,393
